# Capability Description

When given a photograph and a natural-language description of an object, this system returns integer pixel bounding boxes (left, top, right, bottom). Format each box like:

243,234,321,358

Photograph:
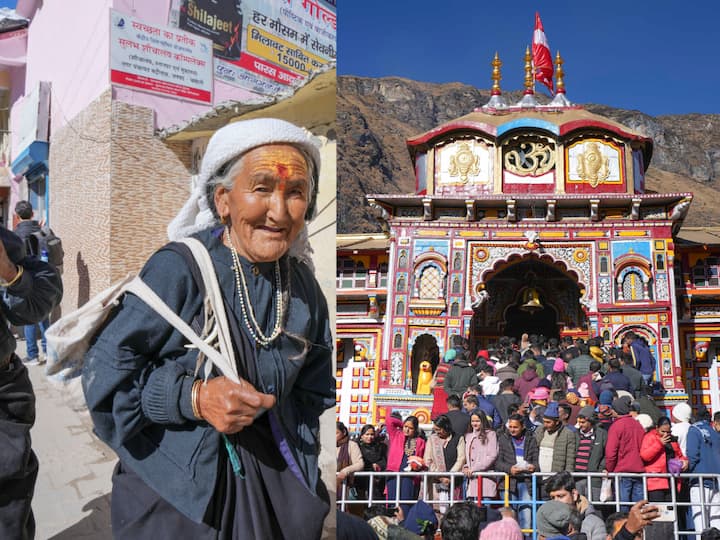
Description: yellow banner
246,24,325,76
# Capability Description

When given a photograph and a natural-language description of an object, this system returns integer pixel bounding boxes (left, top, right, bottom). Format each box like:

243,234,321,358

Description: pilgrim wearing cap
574,405,608,501
534,401,578,475
83,119,334,539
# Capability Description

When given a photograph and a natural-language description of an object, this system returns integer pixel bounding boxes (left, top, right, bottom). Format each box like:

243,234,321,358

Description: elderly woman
82,119,334,539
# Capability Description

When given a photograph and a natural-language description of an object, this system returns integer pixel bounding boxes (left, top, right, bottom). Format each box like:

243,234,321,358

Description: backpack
27,226,64,267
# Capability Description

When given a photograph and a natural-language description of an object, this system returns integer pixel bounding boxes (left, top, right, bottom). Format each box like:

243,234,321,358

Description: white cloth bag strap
177,237,239,383
123,238,240,384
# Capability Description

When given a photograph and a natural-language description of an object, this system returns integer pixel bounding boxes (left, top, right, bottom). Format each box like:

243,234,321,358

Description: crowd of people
337,333,720,540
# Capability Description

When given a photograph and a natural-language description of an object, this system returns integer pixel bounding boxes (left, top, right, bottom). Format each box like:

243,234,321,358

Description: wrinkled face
549,487,577,505
361,428,375,444
507,419,524,438
215,144,309,263
402,421,416,438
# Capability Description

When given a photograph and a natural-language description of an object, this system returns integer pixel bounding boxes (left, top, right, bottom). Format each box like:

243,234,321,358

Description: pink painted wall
16,0,259,136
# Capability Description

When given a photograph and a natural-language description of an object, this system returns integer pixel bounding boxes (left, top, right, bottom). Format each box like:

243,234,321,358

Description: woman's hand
197,376,276,433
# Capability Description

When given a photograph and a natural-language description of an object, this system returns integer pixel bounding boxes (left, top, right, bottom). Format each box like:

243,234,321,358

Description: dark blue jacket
630,341,655,376
686,420,720,487
476,395,502,429
82,229,334,524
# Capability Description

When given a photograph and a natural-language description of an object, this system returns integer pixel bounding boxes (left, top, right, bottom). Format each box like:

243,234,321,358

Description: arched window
622,270,644,300
393,333,402,348
419,265,442,299
395,300,405,315
661,327,670,339
600,256,609,274
451,277,461,294
450,301,460,316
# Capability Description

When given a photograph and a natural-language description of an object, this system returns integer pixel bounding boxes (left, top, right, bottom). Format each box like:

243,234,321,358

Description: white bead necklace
225,227,284,346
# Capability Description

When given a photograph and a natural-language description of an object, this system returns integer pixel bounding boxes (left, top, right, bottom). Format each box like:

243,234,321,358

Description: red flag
532,12,554,93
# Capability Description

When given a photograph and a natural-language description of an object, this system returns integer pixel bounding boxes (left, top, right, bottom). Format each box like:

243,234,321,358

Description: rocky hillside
337,75,720,233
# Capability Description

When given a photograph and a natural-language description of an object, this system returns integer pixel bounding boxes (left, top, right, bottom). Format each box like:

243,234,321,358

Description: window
419,265,442,299
337,258,367,288
450,301,460,316
600,256,609,274
393,333,402,348
661,327,670,339
693,257,720,287
622,271,643,300
378,262,388,288
395,300,405,315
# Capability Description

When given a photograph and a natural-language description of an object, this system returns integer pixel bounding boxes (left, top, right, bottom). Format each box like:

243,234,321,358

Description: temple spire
518,45,538,107
549,50,572,107
483,52,507,110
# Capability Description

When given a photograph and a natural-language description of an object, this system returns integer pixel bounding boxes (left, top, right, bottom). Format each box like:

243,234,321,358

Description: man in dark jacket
13,201,51,365
618,352,643,397
600,359,633,394
574,406,608,503
496,413,539,533
623,332,655,385
566,343,594,386
535,402,578,476
0,225,63,539
443,352,477,399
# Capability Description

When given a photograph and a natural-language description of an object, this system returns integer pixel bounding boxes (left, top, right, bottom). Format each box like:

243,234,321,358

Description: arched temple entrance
409,334,439,394
471,256,586,346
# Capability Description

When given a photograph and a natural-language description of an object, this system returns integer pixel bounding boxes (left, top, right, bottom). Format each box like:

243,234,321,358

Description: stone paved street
22,338,114,540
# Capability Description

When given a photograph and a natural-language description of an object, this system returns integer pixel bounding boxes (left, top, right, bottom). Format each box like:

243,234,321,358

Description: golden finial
524,45,534,94
491,52,502,95
555,51,565,94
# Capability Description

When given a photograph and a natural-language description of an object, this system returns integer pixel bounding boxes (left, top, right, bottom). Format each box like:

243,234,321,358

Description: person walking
13,200,51,365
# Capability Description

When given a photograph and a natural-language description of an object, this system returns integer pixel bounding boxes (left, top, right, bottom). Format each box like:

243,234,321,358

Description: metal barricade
338,470,720,539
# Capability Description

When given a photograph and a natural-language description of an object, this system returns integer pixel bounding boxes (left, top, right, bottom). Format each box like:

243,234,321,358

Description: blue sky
338,2,717,116
0,1,15,9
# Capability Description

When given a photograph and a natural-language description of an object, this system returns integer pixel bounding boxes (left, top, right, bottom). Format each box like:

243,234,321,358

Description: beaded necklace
225,227,284,346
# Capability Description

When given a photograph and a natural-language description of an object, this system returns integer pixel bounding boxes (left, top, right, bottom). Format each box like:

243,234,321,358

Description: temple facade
335,74,720,431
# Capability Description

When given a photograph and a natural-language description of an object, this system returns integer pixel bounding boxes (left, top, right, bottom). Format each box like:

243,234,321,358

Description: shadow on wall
48,493,111,540
77,251,89,308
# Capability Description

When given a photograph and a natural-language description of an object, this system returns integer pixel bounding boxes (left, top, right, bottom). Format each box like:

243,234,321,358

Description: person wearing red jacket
640,416,688,540
640,416,688,499
605,397,646,510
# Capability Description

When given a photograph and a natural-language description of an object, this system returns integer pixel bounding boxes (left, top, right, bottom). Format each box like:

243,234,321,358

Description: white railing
338,470,720,539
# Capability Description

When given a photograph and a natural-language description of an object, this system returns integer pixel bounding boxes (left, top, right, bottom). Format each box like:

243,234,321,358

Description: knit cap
636,413,654,430
536,500,572,537
599,390,614,406
672,402,692,423
553,358,565,372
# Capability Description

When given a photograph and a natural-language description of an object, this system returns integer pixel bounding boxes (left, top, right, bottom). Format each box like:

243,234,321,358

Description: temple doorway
471,256,586,346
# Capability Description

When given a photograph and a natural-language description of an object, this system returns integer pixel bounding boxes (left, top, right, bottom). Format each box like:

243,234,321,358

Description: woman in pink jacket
463,408,499,501
385,413,426,515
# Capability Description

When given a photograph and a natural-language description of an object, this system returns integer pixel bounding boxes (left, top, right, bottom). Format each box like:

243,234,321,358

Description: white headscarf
167,118,321,269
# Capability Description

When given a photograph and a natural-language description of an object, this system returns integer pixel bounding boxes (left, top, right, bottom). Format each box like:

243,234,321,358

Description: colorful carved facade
336,91,720,429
